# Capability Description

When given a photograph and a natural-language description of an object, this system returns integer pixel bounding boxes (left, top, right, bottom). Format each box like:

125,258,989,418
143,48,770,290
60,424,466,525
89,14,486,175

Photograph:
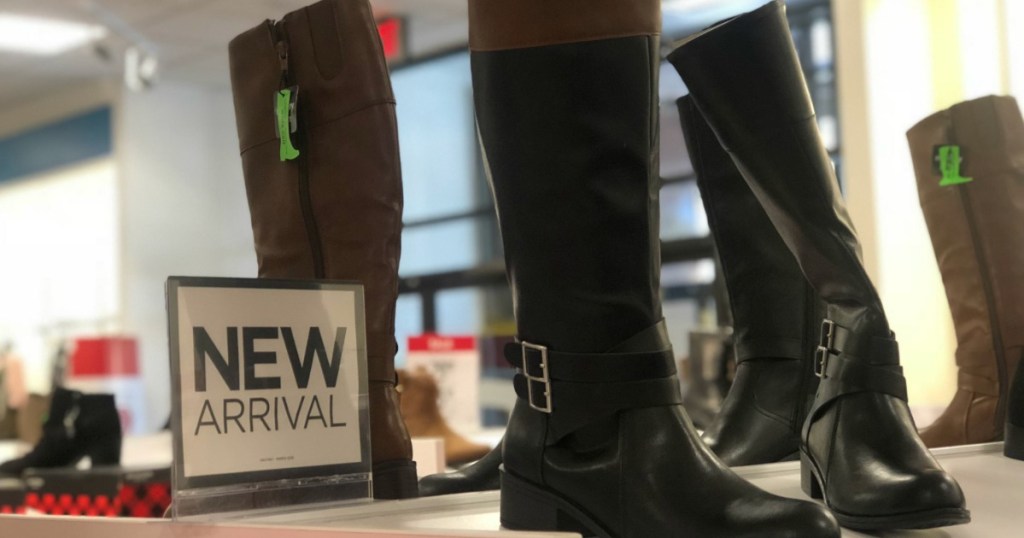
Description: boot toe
898,470,967,513
725,495,839,538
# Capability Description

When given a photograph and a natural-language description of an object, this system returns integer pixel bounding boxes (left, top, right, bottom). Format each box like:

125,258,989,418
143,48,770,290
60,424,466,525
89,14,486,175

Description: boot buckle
815,319,836,378
521,342,553,413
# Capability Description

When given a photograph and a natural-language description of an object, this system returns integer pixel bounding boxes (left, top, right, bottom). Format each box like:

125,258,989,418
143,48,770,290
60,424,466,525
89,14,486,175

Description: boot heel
372,460,419,499
800,453,823,500
1006,421,1024,461
500,470,594,536
85,441,121,466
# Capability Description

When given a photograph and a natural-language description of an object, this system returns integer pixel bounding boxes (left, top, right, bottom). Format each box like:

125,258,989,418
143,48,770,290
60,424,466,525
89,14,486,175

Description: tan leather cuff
468,0,660,51
950,95,1024,179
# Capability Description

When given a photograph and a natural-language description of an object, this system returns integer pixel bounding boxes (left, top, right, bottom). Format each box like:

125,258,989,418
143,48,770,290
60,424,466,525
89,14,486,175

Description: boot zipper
270,19,326,278
956,183,1008,425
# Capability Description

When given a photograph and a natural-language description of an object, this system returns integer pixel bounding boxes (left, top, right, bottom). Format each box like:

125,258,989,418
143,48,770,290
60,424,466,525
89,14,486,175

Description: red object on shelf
376,16,404,61
69,337,139,377
21,466,170,518
408,334,477,353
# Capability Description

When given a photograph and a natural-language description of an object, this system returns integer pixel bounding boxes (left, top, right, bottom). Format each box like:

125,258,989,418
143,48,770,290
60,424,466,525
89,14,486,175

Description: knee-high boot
228,0,416,499
906,95,1024,447
678,96,823,466
668,0,968,530
471,1,837,536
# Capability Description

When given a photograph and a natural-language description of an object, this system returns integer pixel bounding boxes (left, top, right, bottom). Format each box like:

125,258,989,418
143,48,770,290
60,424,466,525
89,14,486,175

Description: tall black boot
679,95,822,466
0,388,121,476
471,1,838,536
668,0,968,530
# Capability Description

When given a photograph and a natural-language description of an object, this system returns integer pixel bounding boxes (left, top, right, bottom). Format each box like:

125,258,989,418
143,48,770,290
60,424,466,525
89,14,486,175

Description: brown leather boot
907,95,1024,448
228,0,416,498
397,368,490,466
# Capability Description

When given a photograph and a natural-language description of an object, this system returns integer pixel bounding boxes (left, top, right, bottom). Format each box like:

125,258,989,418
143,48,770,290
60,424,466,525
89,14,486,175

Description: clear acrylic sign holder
166,277,373,520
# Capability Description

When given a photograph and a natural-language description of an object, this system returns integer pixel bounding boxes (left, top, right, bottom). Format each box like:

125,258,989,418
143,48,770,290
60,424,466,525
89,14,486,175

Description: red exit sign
376,16,405,62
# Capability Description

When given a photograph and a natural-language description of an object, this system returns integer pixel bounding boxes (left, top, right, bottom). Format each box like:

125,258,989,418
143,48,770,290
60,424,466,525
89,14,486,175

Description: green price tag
276,88,300,162
934,145,972,187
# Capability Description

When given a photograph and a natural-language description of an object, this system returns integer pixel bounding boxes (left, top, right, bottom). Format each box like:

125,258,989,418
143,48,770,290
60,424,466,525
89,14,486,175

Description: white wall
0,159,119,394
117,83,255,431
0,82,121,401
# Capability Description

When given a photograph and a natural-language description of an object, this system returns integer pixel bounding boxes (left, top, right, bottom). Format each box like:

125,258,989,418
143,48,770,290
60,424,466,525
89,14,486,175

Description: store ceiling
0,0,468,106
0,0,826,108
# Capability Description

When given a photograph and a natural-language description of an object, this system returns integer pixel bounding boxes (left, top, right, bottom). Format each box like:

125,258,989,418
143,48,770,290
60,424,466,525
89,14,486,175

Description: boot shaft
668,0,887,336
229,0,403,376
907,95,1024,431
471,25,663,353
678,96,822,363
907,96,1024,370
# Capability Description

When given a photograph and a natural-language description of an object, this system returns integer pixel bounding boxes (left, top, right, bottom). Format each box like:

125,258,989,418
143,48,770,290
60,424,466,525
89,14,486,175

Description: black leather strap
825,323,900,366
504,343,677,382
803,319,907,444
512,372,683,442
504,340,682,442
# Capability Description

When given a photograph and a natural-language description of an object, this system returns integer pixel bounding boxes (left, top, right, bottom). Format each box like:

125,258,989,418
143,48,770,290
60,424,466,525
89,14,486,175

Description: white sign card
406,334,481,433
167,277,371,517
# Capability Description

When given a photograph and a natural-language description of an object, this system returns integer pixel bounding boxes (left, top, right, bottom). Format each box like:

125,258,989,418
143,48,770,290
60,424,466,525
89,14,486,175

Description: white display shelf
0,442,1020,537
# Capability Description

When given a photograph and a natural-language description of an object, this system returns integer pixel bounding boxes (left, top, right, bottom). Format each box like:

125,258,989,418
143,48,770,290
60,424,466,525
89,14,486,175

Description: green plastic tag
276,88,300,162
934,145,972,186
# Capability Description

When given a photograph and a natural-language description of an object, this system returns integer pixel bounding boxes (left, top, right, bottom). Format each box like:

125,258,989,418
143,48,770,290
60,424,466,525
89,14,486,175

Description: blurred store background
0,0,1021,452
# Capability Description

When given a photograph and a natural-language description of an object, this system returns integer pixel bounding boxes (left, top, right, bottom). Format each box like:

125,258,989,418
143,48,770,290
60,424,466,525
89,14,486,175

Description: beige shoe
398,368,490,467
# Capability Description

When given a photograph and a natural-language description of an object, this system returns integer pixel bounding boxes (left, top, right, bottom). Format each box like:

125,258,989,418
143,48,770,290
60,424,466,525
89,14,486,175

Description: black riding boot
668,0,968,530
679,95,823,466
471,1,838,536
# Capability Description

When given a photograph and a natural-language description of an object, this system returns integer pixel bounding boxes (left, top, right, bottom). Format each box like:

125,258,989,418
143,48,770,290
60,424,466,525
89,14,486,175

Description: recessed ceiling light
0,13,107,56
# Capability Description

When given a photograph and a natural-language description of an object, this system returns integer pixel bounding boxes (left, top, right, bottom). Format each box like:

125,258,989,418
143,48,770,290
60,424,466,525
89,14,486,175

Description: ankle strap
803,319,907,444
504,341,682,442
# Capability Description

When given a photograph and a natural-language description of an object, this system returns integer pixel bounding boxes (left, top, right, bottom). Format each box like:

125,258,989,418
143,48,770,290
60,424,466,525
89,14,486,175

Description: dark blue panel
0,107,112,184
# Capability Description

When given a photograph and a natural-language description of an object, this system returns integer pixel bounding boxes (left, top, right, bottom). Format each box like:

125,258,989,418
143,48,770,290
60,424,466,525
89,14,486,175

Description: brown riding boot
229,0,416,498
397,368,490,466
907,95,1024,448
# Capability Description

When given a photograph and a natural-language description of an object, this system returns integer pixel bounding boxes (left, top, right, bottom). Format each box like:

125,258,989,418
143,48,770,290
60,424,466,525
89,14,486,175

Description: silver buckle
814,346,829,378
521,341,552,413
815,319,836,378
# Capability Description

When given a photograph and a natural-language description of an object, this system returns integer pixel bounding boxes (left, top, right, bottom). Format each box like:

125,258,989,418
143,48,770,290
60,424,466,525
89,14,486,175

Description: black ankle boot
0,388,121,476
679,95,822,466
668,0,968,530
469,1,838,536
1007,350,1024,460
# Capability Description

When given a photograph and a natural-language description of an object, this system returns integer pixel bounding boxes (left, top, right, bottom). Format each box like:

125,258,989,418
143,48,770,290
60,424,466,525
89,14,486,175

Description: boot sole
500,468,612,538
800,452,971,530
373,459,419,499
1005,421,1024,461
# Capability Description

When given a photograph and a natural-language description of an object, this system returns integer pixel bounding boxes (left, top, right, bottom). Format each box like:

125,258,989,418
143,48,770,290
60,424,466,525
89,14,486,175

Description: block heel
1006,421,1024,461
372,460,419,499
800,452,823,500
500,469,603,538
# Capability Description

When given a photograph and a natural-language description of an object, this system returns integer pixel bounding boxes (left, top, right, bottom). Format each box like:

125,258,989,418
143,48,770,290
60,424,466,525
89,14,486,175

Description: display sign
407,334,481,433
166,277,371,518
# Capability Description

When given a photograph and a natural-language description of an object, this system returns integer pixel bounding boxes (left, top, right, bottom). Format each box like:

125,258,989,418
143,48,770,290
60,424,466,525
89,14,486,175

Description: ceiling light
0,13,107,56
